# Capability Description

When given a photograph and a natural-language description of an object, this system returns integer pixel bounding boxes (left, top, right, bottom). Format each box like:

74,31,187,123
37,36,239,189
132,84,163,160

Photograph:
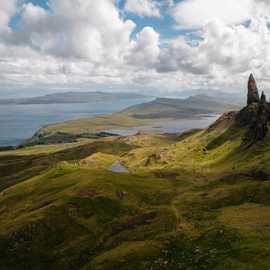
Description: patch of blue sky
24,0,49,9
9,0,49,29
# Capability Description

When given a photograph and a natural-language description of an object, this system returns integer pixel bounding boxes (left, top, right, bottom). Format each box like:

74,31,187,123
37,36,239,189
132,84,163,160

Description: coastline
0,113,220,149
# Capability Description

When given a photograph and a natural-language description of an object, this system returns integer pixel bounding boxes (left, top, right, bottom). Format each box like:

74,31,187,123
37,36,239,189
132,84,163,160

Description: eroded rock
240,74,270,146
247,73,260,105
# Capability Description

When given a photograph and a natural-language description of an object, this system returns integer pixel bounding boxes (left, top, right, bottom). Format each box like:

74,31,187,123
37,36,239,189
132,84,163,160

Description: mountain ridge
121,94,239,119
0,91,148,105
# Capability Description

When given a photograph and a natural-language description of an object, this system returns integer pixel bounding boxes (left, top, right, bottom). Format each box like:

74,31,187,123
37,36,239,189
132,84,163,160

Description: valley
0,75,269,269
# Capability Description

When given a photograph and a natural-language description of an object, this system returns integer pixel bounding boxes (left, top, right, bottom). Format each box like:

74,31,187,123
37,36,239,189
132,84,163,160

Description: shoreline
0,114,221,149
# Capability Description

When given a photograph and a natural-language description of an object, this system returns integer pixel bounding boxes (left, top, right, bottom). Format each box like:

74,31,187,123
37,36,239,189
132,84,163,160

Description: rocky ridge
236,74,270,145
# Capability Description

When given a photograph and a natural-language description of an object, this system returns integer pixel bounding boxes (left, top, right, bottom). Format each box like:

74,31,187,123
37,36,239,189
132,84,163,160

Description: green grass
0,164,176,269
38,113,147,136
1,116,270,269
0,139,135,192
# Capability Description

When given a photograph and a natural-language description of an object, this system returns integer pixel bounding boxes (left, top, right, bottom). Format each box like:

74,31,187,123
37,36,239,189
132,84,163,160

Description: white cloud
15,0,136,64
127,27,160,66
0,0,163,91
0,0,17,33
158,15,270,90
21,3,47,25
1,0,270,94
172,0,253,28
125,0,161,17
155,0,270,91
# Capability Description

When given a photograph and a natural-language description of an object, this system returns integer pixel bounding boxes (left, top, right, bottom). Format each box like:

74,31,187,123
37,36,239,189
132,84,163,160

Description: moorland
0,75,269,270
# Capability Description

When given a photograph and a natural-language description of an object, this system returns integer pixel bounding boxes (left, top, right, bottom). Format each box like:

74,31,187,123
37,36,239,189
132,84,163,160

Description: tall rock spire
261,91,266,104
247,74,260,105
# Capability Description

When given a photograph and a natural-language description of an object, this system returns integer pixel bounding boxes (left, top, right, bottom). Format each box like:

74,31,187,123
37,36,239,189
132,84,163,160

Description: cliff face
236,74,270,146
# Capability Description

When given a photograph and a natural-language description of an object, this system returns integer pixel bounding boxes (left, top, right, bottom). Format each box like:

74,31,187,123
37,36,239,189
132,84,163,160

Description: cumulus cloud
0,0,163,91
13,0,136,64
1,0,270,94
159,17,270,89
0,0,17,33
172,0,253,28
125,0,161,17
127,27,160,66
158,0,270,90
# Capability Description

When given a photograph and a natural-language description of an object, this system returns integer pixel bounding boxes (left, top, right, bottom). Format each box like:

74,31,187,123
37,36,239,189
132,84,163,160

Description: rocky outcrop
247,74,260,105
237,74,270,146
208,111,237,131
261,91,266,104
243,102,269,145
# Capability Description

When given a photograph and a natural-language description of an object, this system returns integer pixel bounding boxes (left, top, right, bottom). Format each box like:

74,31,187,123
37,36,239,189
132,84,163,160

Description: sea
0,98,219,146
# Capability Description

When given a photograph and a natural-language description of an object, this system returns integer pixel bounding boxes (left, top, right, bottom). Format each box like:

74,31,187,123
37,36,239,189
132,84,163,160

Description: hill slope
1,75,270,269
122,95,239,119
1,109,270,269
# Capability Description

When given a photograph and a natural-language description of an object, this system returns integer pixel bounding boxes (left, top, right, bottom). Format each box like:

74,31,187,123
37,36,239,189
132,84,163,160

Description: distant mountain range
122,94,240,119
0,91,148,105
170,89,245,106
0,89,247,106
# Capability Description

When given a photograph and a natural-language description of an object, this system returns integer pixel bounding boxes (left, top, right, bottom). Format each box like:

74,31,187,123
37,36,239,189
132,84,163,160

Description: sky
1,0,270,97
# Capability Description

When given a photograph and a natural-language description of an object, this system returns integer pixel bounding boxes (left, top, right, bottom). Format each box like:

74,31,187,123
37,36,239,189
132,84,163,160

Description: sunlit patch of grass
40,113,147,135
79,152,119,169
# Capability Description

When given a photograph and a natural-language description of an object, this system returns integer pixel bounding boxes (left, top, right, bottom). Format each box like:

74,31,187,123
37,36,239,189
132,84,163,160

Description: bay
0,98,220,147
0,98,152,146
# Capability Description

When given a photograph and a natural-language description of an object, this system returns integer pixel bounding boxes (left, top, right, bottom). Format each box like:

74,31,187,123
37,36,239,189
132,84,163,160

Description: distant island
0,91,148,105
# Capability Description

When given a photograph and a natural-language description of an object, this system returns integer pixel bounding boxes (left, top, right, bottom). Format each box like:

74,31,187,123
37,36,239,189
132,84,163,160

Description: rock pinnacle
247,73,260,105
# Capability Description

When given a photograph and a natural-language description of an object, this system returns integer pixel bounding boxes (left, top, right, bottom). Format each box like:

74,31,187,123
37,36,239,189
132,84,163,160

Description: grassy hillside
23,114,147,146
1,112,270,269
37,114,144,135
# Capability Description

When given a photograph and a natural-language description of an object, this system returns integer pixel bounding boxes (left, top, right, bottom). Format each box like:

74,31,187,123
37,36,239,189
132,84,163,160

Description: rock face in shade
247,74,260,105
203,74,269,146
237,74,270,146
244,101,269,145
261,91,266,104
